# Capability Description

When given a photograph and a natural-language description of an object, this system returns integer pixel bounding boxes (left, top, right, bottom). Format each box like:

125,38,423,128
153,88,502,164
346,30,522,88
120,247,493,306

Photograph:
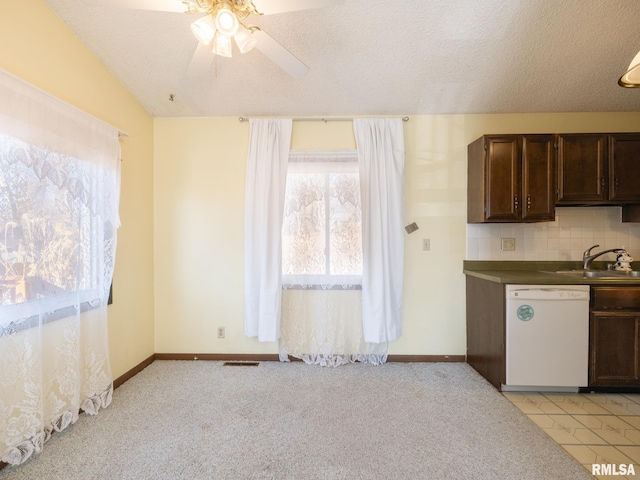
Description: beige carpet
0,361,593,479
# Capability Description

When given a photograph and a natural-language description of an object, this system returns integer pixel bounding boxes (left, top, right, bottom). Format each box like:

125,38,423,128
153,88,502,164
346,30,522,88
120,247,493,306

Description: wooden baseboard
155,353,465,363
155,353,282,362
387,355,465,362
113,354,156,389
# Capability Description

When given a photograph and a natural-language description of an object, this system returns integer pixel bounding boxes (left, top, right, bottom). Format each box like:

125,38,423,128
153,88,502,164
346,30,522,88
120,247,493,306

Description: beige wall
1,0,156,378
155,113,640,356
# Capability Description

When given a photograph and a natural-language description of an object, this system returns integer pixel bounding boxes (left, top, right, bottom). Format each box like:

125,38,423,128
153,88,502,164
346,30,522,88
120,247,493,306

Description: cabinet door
557,134,608,203
589,312,640,387
609,133,640,203
485,136,521,221
521,135,555,221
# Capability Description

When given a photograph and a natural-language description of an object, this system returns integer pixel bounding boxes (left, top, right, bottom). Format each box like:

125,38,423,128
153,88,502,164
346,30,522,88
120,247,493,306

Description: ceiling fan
82,0,344,77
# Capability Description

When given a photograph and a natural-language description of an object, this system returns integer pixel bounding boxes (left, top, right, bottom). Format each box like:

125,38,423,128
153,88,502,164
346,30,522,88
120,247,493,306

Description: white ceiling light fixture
234,24,258,54
215,7,239,37
82,0,346,77
190,15,216,45
213,31,233,57
619,50,640,88
191,6,246,58
189,2,269,59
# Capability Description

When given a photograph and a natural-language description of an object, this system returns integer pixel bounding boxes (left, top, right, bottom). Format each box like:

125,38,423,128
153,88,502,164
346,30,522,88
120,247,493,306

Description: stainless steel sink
546,269,640,279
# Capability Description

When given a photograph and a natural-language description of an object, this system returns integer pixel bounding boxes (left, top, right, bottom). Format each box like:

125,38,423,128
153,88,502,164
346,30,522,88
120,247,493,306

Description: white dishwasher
504,284,590,392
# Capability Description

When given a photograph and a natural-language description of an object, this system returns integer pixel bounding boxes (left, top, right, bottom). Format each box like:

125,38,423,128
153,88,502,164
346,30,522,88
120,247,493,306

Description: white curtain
0,69,120,465
353,118,405,343
244,118,292,342
277,150,387,366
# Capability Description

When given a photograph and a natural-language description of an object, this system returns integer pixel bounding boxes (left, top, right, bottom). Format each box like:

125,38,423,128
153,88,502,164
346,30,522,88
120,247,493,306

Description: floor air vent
222,361,260,367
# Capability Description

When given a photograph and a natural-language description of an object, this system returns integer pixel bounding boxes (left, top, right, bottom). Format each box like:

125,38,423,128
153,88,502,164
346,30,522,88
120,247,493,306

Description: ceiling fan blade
186,41,214,77
251,0,344,15
252,30,309,77
81,0,189,13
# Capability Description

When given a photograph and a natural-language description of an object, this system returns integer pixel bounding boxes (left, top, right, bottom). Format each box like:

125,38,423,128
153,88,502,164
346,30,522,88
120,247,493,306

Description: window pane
330,172,362,275
282,172,326,275
0,136,96,306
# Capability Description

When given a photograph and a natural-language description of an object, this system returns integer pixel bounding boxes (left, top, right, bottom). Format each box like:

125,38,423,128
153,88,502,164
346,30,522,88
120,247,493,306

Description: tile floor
503,391,640,479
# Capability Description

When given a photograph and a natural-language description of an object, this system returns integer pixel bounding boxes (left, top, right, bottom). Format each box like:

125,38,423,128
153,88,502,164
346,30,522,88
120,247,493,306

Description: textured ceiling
43,0,640,117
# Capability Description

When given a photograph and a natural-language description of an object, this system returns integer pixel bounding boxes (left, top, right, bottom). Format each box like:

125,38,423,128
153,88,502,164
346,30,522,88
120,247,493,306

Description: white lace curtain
0,69,120,466
278,150,388,366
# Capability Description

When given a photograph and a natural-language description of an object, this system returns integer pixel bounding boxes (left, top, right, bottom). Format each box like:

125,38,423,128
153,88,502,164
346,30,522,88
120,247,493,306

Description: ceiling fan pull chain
214,46,218,78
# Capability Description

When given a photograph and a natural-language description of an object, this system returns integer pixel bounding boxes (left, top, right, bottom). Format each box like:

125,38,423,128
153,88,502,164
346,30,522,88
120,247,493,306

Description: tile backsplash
466,207,640,262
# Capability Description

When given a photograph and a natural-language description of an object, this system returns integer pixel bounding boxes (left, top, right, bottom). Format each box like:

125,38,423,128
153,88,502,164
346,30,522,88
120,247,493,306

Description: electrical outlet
501,238,516,251
422,238,430,251
217,327,225,339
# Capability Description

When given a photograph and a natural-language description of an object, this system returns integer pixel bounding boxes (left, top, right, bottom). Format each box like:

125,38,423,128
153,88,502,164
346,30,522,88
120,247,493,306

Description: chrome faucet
582,244,626,270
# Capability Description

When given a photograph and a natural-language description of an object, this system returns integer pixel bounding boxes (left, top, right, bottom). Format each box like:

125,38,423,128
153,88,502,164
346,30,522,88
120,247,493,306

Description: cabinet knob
514,195,519,211
527,194,531,210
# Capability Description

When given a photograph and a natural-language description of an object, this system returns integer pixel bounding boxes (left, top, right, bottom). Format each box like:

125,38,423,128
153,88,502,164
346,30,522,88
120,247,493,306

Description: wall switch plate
217,327,225,339
501,238,516,251
422,238,430,251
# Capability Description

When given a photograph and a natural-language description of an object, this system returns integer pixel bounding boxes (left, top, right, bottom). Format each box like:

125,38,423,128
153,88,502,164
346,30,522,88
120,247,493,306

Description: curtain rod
238,116,409,123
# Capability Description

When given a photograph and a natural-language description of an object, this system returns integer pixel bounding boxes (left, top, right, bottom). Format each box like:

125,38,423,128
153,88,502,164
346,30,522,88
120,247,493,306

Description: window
0,68,120,335
0,133,117,335
1,136,94,304
281,150,362,288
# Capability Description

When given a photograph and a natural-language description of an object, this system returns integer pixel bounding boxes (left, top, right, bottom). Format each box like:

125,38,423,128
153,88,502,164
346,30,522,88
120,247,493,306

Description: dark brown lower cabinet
465,276,505,389
589,287,640,387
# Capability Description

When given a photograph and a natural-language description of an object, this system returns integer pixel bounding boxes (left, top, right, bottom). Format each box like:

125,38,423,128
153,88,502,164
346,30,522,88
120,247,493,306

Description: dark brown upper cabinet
609,133,640,203
468,134,556,223
557,133,640,205
556,134,608,203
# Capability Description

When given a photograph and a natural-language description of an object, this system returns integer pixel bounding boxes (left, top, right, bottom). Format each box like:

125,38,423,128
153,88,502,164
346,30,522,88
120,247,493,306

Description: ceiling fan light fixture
234,25,257,54
190,15,216,45
619,50,640,88
213,32,233,58
215,8,239,37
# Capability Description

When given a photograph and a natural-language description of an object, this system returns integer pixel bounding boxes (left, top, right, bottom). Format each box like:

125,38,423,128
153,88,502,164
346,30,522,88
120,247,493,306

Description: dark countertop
463,260,640,285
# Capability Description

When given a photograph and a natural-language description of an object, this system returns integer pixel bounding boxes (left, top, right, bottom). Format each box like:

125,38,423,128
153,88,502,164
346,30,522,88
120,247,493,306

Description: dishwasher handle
508,288,590,301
